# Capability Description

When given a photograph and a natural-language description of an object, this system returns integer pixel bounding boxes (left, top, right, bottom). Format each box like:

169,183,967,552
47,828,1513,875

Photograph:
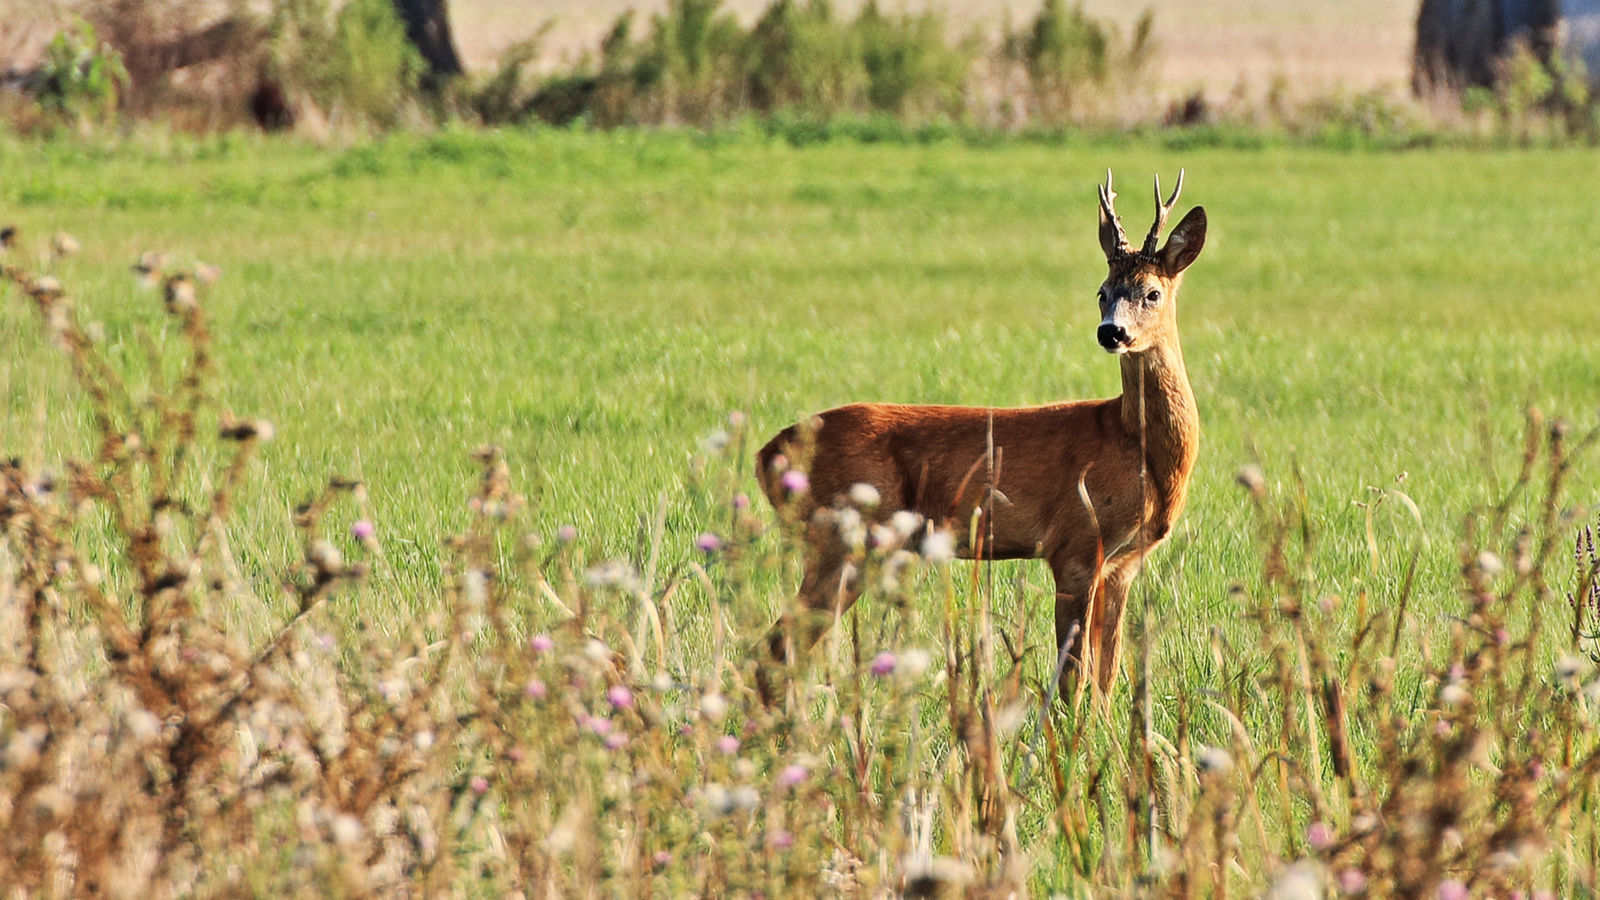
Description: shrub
268,0,423,131
30,19,128,127
853,2,975,120
1001,1,1157,124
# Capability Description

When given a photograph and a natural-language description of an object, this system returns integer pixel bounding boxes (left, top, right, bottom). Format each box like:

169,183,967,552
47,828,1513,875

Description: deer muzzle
1097,319,1132,353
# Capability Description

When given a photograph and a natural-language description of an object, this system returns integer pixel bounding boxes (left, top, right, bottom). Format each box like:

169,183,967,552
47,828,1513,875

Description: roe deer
754,170,1206,703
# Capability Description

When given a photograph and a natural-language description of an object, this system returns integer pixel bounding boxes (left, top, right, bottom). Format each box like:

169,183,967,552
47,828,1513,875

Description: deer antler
1098,169,1132,256
1141,169,1184,257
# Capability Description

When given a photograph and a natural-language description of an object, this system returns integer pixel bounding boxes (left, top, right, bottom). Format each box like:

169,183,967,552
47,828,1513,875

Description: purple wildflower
696,532,724,553
870,652,897,677
529,633,554,654
608,684,634,710
781,470,809,494
716,735,740,755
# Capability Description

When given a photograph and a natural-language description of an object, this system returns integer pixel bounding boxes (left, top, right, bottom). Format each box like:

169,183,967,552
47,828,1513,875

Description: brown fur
754,178,1207,704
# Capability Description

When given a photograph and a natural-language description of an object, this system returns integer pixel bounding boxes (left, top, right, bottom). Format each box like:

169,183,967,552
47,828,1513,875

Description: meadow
2,128,1599,895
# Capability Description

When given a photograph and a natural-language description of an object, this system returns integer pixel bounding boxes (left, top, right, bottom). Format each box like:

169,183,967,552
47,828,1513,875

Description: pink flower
777,764,808,788
469,776,489,794
1307,821,1334,850
695,532,724,553
604,732,628,750
608,685,634,710
732,492,750,510
350,519,375,540
1338,868,1367,894
587,716,613,737
506,747,525,763
652,850,672,867
781,470,809,494
529,633,554,653
557,525,577,544
769,829,794,849
870,652,896,677
1437,880,1468,900
525,678,547,700
716,735,741,755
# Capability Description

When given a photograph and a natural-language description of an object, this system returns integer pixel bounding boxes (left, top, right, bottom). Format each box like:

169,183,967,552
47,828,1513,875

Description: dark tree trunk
1413,0,1504,94
1412,0,1564,96
392,0,462,88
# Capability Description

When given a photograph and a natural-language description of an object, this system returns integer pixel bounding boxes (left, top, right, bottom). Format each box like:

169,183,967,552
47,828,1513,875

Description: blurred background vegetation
2,0,1600,144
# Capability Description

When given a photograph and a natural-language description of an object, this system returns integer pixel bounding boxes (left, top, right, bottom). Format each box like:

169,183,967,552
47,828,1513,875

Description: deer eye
1145,289,1162,304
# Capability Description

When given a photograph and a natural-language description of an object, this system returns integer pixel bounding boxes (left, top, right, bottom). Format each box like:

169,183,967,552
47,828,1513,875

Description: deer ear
1161,206,1206,275
1098,205,1123,259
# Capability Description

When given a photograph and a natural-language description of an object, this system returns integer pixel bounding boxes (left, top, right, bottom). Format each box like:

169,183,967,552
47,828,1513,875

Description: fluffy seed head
849,483,881,507
921,529,957,564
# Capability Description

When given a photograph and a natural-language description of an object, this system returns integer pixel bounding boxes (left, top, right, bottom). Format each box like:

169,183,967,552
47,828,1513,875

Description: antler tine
1141,168,1184,256
1099,168,1131,254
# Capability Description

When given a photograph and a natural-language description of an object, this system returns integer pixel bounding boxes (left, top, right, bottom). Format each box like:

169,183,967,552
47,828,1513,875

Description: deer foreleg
1050,558,1096,704
1091,560,1139,694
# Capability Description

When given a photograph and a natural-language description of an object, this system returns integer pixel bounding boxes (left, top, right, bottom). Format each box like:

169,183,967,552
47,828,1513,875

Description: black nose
1098,323,1129,350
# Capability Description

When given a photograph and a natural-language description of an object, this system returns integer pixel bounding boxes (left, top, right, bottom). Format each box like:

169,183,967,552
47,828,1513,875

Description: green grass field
6,129,1595,611
3,128,1598,890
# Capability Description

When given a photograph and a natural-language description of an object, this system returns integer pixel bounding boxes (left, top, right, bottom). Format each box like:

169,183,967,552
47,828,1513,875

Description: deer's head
1094,170,1206,355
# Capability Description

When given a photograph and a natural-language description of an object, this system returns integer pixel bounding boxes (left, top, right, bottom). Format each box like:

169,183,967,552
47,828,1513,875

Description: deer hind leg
756,509,864,703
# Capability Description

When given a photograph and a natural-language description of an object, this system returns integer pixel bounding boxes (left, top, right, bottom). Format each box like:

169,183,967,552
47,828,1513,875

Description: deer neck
1117,330,1199,507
